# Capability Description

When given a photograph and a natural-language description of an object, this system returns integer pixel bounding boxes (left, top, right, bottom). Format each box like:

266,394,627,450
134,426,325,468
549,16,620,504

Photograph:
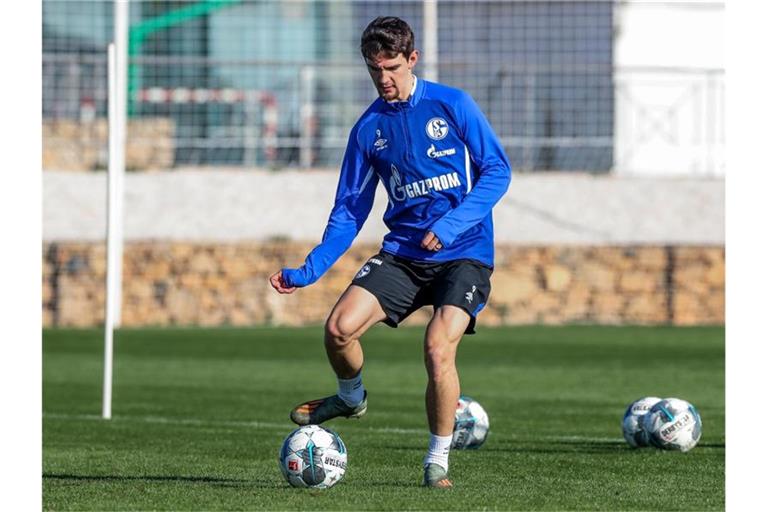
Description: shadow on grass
472,438,725,454
387,439,631,453
352,480,421,488
43,473,278,488
695,442,726,448
549,439,725,450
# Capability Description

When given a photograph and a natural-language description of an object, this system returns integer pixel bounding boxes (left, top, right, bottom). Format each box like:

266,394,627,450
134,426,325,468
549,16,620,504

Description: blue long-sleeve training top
282,77,512,288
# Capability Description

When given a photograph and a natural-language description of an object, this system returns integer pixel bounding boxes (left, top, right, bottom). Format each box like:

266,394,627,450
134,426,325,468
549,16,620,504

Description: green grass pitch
43,325,724,510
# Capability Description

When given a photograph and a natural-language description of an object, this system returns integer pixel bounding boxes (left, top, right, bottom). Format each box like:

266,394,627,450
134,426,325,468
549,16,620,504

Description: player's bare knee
432,306,469,338
424,338,456,377
325,314,359,348
425,320,461,351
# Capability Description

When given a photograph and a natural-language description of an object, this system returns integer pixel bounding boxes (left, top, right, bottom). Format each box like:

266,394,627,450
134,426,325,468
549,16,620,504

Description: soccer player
269,16,511,488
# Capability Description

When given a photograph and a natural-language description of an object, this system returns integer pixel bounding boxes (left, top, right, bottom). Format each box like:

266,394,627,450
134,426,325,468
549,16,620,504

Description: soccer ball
451,395,489,449
622,396,662,447
278,425,347,488
642,397,703,452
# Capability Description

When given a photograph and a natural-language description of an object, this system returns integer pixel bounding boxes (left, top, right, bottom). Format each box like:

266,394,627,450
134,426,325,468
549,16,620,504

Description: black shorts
350,251,493,335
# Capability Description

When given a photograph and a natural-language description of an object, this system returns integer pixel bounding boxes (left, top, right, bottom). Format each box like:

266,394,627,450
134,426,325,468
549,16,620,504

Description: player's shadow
43,473,278,488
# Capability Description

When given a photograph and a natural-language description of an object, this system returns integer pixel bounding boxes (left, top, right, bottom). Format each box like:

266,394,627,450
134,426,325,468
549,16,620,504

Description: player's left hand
421,231,443,252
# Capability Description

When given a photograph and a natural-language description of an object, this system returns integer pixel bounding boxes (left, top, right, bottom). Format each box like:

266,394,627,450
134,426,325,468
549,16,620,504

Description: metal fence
42,0,723,173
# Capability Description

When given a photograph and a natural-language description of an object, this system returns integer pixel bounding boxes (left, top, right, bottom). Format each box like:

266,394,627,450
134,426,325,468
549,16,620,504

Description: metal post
706,70,715,176
243,91,259,167
300,66,316,168
422,0,438,82
524,72,537,171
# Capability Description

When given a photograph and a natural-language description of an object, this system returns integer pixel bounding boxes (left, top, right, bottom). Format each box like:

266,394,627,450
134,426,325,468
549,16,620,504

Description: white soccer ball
642,397,703,452
278,425,347,488
451,395,489,449
622,396,662,447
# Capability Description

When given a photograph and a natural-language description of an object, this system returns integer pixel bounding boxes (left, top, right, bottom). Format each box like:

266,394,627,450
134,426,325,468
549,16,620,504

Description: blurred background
41,0,725,329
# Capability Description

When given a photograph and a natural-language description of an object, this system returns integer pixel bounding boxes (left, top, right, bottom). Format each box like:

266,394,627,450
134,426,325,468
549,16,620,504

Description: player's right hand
421,231,443,252
269,270,297,294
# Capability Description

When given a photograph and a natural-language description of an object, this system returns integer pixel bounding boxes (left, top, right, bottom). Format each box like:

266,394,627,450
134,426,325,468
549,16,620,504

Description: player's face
365,51,418,101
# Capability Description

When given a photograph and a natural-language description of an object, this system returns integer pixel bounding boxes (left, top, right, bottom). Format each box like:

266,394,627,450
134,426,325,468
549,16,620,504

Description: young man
269,16,511,488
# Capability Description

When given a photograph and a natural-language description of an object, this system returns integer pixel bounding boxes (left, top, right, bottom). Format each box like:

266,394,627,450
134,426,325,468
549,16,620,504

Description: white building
613,1,725,176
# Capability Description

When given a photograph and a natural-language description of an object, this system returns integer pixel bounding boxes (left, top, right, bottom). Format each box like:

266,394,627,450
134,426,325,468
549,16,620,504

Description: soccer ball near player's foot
451,395,489,449
642,397,703,452
279,425,347,488
622,396,662,447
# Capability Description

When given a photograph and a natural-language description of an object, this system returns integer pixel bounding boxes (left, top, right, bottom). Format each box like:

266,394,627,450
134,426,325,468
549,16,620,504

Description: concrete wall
43,170,724,245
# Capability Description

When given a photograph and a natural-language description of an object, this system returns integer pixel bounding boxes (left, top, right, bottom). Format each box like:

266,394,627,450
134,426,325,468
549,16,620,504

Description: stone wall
42,242,724,328
42,118,175,171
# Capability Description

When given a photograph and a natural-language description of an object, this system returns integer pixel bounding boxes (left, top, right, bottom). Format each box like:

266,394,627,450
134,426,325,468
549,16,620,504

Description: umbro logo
374,129,388,151
465,285,477,303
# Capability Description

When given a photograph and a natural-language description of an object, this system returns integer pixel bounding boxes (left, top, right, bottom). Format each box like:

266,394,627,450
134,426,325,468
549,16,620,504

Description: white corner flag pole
103,1,128,420
104,42,118,420
113,0,128,328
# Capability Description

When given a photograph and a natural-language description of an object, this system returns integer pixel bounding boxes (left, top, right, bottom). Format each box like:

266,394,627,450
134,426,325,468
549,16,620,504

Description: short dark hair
360,16,415,61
